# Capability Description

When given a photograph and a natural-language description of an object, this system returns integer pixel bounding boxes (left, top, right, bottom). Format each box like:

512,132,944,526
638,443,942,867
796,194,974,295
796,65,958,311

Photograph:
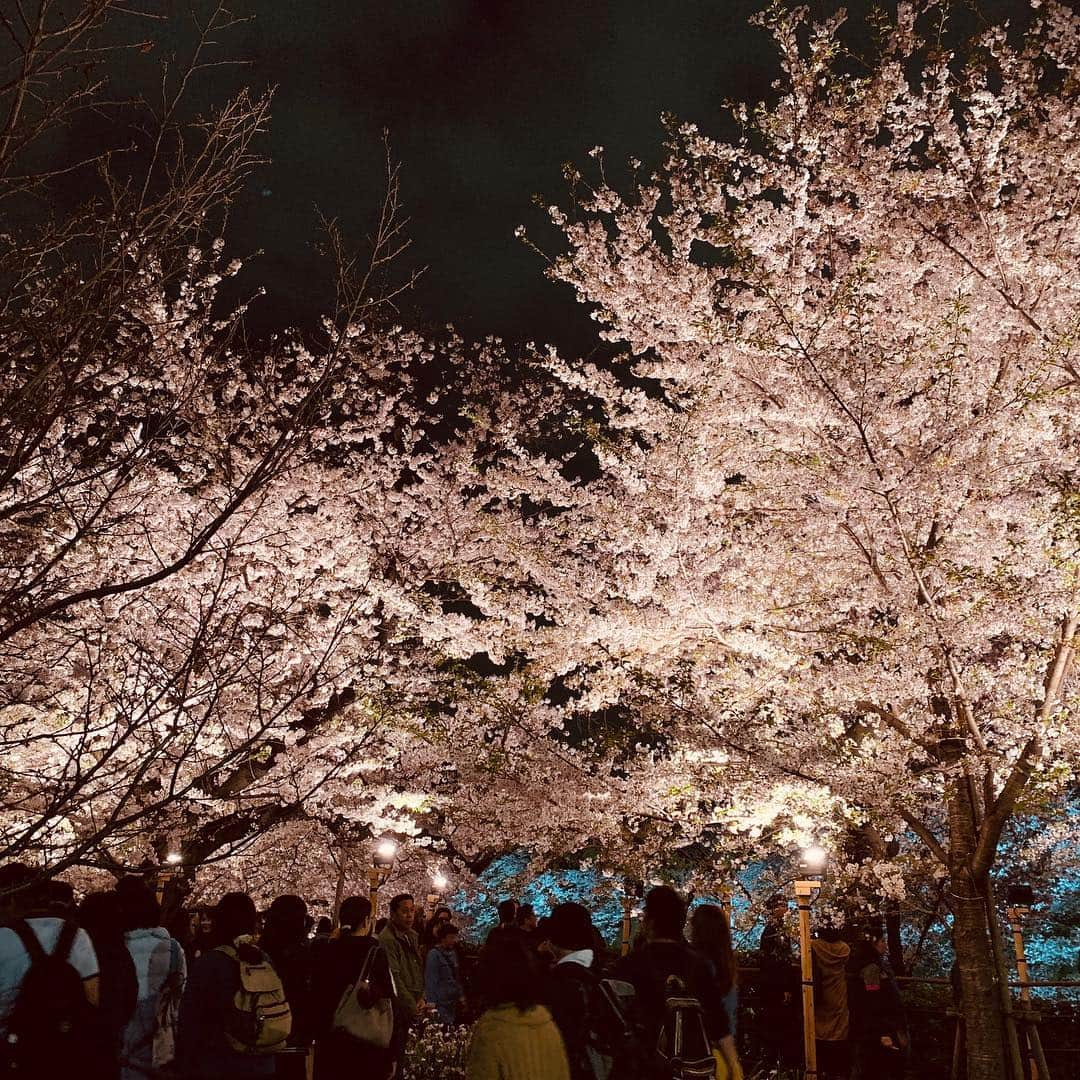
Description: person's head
644,886,687,941
116,875,161,931
315,916,333,936
374,917,388,935
817,924,845,943
78,890,126,944
389,893,415,931
264,894,308,947
516,903,538,932
0,863,35,919
496,898,517,926
545,902,594,957
213,891,258,944
45,879,76,917
865,924,887,956
434,921,459,950
767,893,788,920
478,937,540,1012
689,904,736,992
434,906,452,924
338,895,372,935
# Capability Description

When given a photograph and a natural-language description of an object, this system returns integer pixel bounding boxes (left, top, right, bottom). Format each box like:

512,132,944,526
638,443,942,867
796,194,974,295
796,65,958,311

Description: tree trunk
948,780,1009,1080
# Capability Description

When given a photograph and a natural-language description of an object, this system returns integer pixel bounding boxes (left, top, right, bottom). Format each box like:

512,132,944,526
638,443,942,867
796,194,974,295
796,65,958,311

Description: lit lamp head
165,851,183,866
795,844,828,898
372,838,397,878
432,872,449,893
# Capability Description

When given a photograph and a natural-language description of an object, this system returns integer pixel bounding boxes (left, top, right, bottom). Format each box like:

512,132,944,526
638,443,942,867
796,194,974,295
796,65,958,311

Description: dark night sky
96,0,1020,354
101,0,777,353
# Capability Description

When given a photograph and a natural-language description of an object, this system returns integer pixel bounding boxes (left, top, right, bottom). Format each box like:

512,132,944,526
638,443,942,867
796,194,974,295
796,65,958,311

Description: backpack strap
9,919,46,965
54,919,79,963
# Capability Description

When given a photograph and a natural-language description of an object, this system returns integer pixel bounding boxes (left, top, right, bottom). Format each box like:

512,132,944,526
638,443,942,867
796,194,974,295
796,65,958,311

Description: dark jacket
262,938,312,1047
311,934,394,1080
377,925,423,1021
759,916,796,1003
176,944,276,1080
543,961,595,1080
848,945,905,1043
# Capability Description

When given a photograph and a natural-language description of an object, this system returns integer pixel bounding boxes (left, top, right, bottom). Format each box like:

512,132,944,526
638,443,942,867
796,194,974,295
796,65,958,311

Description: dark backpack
557,964,650,1080
655,975,716,1080
2,919,100,1077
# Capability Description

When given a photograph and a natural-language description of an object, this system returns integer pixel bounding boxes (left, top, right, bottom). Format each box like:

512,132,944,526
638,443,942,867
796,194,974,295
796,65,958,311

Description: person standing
849,928,907,1079
485,900,521,949
689,904,738,1039
176,892,279,1080
810,926,851,1080
614,886,738,1078
467,936,570,1080
79,891,139,1079
116,877,187,1080
425,922,465,1024
758,894,797,1067
0,865,103,1078
312,896,394,1080
378,893,425,1073
539,902,597,1080
261,895,313,1080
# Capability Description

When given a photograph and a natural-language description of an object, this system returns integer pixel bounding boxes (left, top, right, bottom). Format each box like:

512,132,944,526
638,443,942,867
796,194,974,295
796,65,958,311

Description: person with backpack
541,902,608,1080
467,935,570,1080
311,895,394,1080
614,886,738,1080
0,864,105,1078
261,894,314,1080
79,891,139,1079
116,876,187,1080
176,891,291,1080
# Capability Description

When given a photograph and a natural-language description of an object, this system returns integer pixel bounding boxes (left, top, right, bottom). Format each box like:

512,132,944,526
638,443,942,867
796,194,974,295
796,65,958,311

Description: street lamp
428,870,449,912
621,879,644,957
165,851,183,866
794,844,828,1080
368,838,397,921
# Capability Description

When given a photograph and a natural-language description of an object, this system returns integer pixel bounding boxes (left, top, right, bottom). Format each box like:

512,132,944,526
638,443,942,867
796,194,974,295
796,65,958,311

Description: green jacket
379,924,424,1020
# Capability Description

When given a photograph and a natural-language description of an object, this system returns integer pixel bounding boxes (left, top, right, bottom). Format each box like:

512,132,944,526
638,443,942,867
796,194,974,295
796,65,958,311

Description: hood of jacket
811,939,851,969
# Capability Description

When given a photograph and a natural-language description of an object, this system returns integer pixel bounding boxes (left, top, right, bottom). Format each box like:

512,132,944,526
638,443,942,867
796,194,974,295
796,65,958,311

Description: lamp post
1006,884,1050,1080
154,847,183,905
622,879,643,957
428,871,449,913
795,844,827,1080
368,838,397,922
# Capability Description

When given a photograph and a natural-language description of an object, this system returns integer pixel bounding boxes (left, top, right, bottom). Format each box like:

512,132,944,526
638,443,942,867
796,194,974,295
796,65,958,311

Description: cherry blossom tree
0,1,453,892
496,3,1080,1075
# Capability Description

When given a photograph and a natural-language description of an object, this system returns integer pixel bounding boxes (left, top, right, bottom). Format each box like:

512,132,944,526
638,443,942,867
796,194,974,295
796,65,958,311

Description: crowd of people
0,861,906,1080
